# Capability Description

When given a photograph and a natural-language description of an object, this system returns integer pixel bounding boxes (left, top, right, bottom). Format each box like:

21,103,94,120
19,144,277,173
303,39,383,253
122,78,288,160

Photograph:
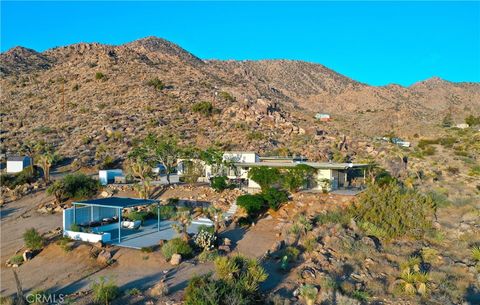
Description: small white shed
6,156,32,174
99,169,124,185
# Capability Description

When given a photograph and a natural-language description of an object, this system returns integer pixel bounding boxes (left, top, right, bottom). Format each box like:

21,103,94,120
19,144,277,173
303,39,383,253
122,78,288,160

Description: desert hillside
1,36,479,164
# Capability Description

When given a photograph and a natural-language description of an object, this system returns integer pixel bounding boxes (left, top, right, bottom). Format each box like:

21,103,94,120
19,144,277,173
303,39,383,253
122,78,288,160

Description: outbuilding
99,169,124,185
6,156,32,174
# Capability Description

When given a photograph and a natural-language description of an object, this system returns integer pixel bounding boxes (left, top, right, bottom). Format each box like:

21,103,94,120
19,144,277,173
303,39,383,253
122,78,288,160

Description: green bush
9,254,24,265
262,187,288,211
282,164,315,192
147,77,164,90
237,194,265,216
95,72,105,80
23,228,44,250
125,211,149,222
0,169,37,189
57,237,73,252
469,165,480,176
192,101,214,116
248,167,281,191
197,224,215,234
91,276,119,304
69,223,81,232
353,183,436,240
47,173,99,202
149,205,177,220
211,176,228,192
161,238,193,261
315,210,350,226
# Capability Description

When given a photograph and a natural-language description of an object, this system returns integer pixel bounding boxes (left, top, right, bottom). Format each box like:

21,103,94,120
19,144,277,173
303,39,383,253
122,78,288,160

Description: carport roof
73,197,158,209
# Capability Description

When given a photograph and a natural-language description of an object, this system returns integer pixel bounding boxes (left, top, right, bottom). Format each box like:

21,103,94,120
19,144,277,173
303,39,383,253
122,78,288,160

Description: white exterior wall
99,169,124,185
313,169,333,191
223,152,259,163
6,161,25,173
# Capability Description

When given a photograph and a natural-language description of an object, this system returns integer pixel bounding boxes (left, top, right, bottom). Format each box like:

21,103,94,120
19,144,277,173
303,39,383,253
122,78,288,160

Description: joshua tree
36,144,58,182
193,206,223,233
298,284,318,305
172,210,192,241
19,141,38,174
126,157,153,199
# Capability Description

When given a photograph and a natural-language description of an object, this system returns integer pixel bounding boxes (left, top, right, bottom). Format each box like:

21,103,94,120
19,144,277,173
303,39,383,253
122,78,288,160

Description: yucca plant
472,245,480,262
398,269,417,295
298,284,318,305
414,272,429,296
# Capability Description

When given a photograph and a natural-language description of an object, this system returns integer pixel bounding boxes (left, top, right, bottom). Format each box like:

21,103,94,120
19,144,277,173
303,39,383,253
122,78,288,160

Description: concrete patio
105,219,206,249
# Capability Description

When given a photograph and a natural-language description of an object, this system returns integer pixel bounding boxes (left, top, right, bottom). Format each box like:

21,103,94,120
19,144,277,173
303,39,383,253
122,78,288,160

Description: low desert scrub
161,238,193,261
9,254,24,265
185,255,267,304
147,77,164,90
298,284,318,305
353,183,436,241
56,236,73,252
91,276,119,304
23,228,44,251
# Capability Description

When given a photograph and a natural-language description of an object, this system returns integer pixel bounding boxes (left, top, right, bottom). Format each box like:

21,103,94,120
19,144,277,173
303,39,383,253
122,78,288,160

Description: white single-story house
6,156,32,174
99,169,124,185
456,123,469,129
315,113,331,121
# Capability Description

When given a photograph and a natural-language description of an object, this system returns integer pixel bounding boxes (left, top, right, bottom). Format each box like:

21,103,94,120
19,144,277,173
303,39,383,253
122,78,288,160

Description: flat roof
7,156,28,161
233,161,369,170
73,197,158,209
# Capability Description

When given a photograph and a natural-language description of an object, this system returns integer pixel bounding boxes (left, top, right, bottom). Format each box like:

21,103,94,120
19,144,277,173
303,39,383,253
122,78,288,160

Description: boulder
223,238,231,246
150,280,169,297
97,249,112,264
219,245,231,253
170,254,182,265
23,250,35,261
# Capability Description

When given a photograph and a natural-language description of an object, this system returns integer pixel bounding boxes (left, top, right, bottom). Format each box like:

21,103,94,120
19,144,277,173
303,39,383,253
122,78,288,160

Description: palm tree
172,210,192,241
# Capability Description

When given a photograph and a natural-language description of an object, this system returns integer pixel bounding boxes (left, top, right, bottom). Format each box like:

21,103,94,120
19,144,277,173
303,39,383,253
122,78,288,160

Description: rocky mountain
1,36,479,165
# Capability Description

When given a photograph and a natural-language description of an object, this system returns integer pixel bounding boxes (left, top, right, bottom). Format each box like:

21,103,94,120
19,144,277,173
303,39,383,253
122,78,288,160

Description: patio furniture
121,220,142,229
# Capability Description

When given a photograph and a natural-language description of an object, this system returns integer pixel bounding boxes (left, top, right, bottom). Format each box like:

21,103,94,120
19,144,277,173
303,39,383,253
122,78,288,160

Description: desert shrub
248,167,281,191
211,176,228,192
353,183,436,240
150,205,176,220
236,194,265,216
184,274,248,305
469,165,480,176
246,131,265,141
47,173,99,202
465,114,480,126
167,197,179,205
282,164,315,192
23,228,44,250
214,255,267,292
184,255,267,305
262,187,288,211
374,170,397,186
192,101,214,116
472,245,480,262
423,146,437,156
125,211,149,222
91,276,119,304
0,169,37,189
303,237,318,253
198,249,219,263
315,210,350,226
417,138,439,149
280,246,300,262
0,296,13,305
194,230,217,251
197,224,215,234
94,72,105,80
438,137,456,147
161,238,193,261
446,166,460,175
9,254,24,265
57,236,73,252
147,77,164,90
298,284,318,305
218,91,235,102
69,223,81,232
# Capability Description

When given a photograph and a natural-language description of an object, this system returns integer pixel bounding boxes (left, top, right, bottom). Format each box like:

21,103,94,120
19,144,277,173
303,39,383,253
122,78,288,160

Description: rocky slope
1,36,479,165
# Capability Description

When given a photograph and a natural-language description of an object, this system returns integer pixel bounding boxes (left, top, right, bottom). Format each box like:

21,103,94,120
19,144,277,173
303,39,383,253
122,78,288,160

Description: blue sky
1,1,479,86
